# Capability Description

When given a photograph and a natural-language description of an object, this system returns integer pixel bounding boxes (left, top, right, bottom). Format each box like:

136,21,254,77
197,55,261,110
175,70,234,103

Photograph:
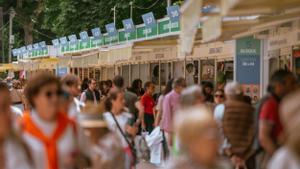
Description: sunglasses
214,94,224,98
44,90,61,98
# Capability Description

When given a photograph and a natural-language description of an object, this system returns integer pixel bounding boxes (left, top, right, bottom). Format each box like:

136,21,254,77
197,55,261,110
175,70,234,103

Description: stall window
186,60,199,86
201,59,215,83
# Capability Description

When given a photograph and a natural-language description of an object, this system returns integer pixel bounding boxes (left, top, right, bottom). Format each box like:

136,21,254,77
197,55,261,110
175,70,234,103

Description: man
220,82,255,169
61,74,84,119
141,81,155,133
259,69,297,167
161,77,186,147
80,78,101,104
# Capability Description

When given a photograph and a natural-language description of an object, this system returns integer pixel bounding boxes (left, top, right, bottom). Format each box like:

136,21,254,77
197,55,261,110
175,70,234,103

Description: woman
164,106,231,169
22,73,79,169
103,89,138,169
154,79,173,127
214,89,225,105
0,82,32,169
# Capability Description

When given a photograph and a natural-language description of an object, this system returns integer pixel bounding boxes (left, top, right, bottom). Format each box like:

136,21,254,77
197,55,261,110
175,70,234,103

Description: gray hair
180,85,204,108
172,77,186,89
224,81,243,96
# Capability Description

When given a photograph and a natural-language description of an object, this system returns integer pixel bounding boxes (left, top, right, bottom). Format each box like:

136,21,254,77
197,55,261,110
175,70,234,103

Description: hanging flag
20,46,27,54
122,18,135,33
26,44,33,51
68,34,78,44
142,12,156,28
39,41,47,49
12,49,19,56
79,31,89,42
52,39,60,48
59,37,68,46
91,27,102,39
105,23,117,36
167,5,180,22
33,43,40,50
179,0,202,56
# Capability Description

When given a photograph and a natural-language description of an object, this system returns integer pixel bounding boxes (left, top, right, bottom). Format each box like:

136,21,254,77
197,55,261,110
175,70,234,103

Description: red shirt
259,95,283,142
141,94,155,115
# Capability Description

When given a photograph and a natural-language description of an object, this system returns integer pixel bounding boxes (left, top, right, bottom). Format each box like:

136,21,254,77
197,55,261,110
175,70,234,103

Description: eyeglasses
214,94,224,98
44,90,61,98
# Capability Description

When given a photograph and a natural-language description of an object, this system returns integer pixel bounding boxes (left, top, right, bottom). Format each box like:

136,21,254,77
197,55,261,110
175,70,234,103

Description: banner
105,23,117,36
91,27,102,39
142,12,156,28
236,36,261,84
167,5,180,22
122,18,135,33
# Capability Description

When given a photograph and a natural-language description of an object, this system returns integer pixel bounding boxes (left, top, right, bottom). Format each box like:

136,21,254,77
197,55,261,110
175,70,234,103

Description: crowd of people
0,68,299,169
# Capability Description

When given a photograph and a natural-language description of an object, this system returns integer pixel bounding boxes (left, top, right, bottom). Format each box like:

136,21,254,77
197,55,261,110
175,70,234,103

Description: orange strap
22,112,71,169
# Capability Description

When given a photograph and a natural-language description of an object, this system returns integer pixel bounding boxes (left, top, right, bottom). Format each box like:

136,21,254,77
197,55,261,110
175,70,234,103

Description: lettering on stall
155,54,164,59
240,48,257,54
269,39,287,47
209,47,223,54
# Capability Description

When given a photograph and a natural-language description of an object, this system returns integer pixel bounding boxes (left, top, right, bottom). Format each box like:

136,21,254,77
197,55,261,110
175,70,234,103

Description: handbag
134,130,151,162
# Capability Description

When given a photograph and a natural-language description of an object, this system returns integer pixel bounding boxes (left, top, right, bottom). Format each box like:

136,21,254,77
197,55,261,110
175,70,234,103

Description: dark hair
202,81,214,89
173,77,186,88
131,79,142,89
0,82,9,93
144,81,153,90
106,79,113,87
61,74,79,87
104,89,123,111
88,78,96,85
163,78,173,95
113,75,124,89
24,72,61,107
269,69,294,92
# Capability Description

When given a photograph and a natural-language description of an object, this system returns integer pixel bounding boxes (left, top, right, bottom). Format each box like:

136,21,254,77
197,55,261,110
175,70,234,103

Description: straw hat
78,102,107,128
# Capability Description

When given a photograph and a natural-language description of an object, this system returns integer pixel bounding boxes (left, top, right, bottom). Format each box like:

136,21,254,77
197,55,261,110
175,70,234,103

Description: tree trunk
23,22,33,45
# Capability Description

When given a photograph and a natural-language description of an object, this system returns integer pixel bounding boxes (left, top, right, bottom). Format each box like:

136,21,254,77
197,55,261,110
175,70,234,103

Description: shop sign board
267,30,299,50
57,67,68,77
122,19,135,33
167,5,180,22
192,41,234,58
142,12,156,29
236,36,260,84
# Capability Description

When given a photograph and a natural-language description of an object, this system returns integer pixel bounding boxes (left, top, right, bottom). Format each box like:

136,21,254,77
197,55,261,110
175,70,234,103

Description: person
22,72,79,169
128,79,145,97
164,106,231,169
202,81,214,103
267,89,300,169
113,75,143,130
10,80,24,111
214,89,225,105
81,78,89,92
78,102,125,169
0,82,32,169
103,89,138,169
258,69,297,167
141,81,156,133
61,74,84,119
80,78,101,104
180,85,206,109
161,77,186,148
154,79,173,127
221,82,255,169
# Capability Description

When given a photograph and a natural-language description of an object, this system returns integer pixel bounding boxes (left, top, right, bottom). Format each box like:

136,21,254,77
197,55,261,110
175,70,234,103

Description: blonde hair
174,106,216,151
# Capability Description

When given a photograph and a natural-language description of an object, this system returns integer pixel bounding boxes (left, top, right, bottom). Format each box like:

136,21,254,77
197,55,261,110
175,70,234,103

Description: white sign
267,30,300,50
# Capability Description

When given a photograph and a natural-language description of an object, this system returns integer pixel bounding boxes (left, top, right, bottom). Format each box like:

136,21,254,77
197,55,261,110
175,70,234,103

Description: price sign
122,18,135,33
33,43,40,50
167,5,180,22
105,23,117,36
142,12,156,28
59,37,68,46
91,27,102,39
68,34,77,44
26,44,33,51
39,41,47,49
52,39,60,48
79,31,89,42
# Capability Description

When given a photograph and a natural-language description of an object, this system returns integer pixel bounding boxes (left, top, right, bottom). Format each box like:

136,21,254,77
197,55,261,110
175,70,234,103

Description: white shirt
68,97,85,119
103,112,132,148
268,147,300,169
22,111,77,169
4,137,32,169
